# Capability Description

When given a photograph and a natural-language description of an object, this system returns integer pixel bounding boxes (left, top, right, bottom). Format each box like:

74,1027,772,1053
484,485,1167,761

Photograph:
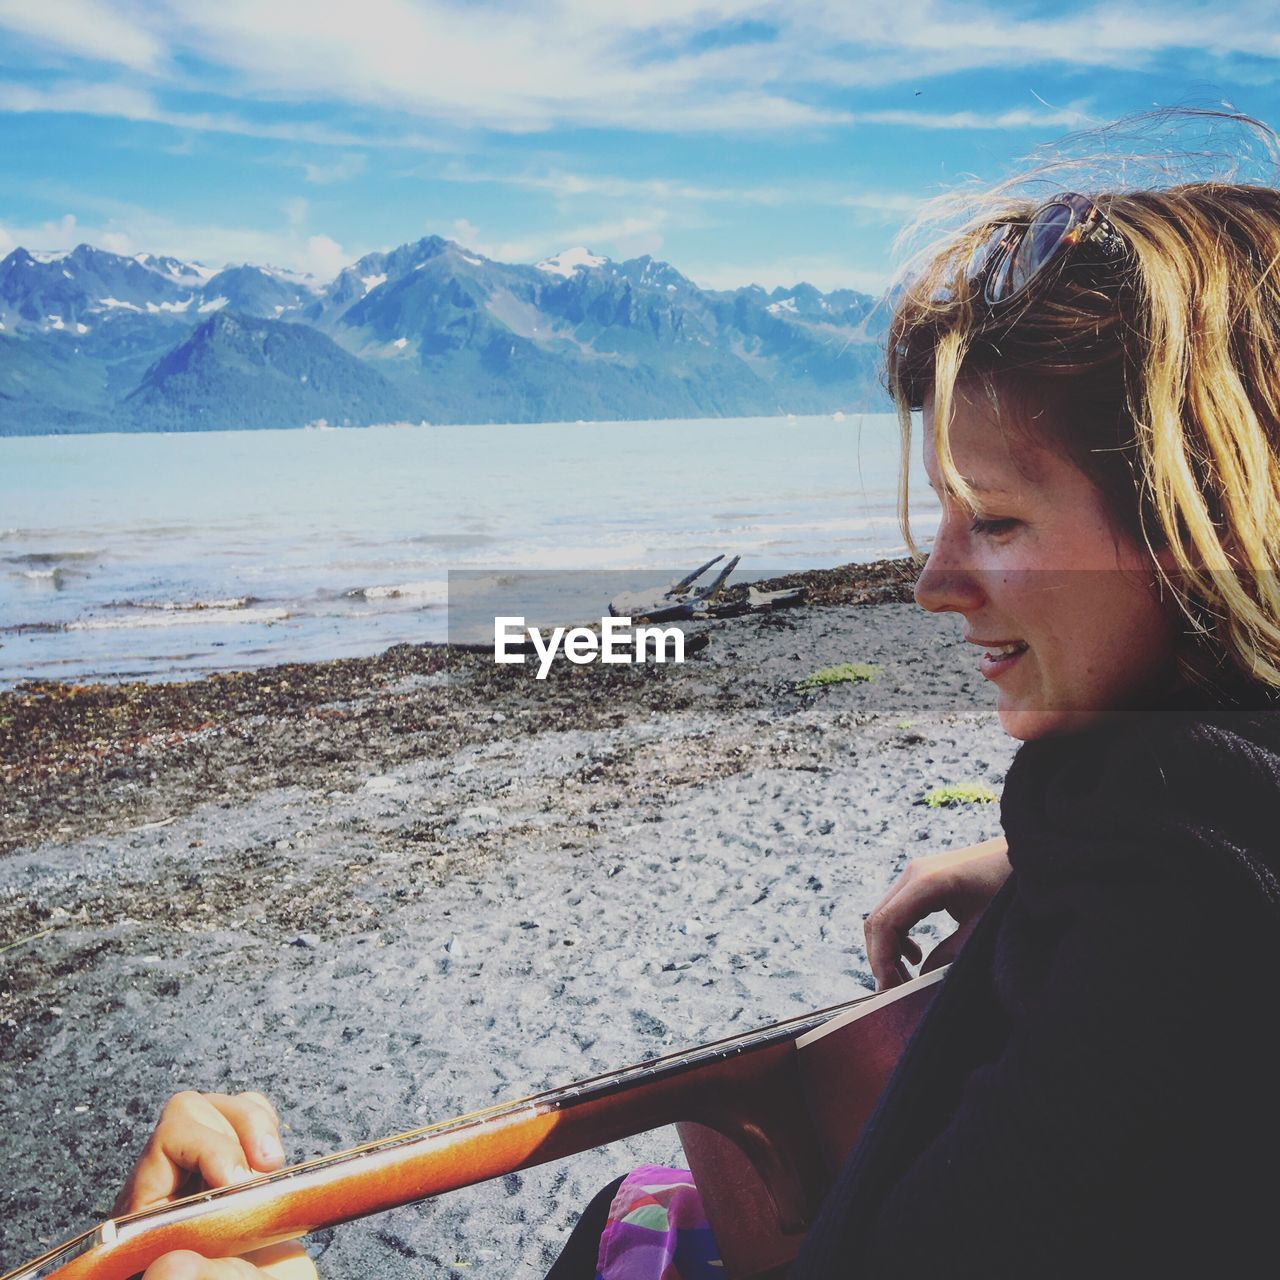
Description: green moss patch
796,662,881,690
922,782,999,808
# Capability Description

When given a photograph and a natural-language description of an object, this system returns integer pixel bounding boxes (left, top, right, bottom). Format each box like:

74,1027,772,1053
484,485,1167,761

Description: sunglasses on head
963,192,1128,306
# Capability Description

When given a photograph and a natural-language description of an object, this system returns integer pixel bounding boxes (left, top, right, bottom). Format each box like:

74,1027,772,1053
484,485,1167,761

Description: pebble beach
0,562,1016,1277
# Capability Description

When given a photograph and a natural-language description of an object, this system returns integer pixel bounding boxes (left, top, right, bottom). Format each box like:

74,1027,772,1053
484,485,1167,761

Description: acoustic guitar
3,969,944,1280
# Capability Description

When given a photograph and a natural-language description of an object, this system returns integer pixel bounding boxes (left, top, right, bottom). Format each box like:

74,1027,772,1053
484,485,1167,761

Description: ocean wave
11,565,81,590
67,605,290,631
344,581,448,604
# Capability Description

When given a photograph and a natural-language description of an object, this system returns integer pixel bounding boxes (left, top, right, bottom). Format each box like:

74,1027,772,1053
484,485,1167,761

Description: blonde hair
888,122,1280,693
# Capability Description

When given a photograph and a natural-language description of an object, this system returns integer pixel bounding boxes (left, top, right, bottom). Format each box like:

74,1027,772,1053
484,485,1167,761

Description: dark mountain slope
125,312,415,431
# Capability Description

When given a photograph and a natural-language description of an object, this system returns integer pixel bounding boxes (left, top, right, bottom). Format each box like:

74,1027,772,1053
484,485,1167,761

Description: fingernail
259,1136,284,1163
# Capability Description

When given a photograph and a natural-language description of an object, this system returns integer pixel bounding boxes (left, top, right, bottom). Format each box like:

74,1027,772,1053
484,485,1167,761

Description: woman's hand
864,836,1011,990
114,1091,318,1280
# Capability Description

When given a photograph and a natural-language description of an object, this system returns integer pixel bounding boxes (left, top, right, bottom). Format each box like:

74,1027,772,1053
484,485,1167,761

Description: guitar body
678,973,943,1279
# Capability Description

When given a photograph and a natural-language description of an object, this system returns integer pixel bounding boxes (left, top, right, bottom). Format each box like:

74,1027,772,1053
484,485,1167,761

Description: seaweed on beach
727,557,918,608
0,558,923,859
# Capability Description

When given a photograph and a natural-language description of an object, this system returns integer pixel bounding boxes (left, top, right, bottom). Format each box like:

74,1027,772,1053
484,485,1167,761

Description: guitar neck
7,989,888,1280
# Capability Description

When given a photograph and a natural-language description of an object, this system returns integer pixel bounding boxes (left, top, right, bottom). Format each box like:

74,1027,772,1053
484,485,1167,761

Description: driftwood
608,555,806,624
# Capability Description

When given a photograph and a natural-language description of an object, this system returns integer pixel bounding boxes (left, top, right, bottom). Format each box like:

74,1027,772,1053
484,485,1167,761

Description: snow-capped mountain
0,237,890,435
133,253,216,286
535,246,608,277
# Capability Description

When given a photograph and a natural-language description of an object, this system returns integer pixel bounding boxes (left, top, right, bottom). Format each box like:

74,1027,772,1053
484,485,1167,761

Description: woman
116,169,1280,1278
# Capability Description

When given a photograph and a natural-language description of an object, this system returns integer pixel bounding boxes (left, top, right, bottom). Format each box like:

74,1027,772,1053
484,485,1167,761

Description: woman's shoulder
1002,695,1280,918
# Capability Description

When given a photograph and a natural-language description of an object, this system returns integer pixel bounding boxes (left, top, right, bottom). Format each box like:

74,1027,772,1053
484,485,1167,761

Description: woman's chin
996,689,1066,741
996,700,1047,741
996,694,1110,741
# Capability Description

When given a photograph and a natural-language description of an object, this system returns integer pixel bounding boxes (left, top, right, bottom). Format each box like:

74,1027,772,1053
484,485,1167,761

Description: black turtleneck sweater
790,695,1280,1278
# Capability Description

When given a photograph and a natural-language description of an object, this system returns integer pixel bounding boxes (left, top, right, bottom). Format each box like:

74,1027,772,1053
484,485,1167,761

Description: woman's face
916,383,1182,740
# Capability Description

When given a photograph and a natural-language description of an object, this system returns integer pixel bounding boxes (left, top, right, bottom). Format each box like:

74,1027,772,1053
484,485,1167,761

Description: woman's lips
977,640,1029,680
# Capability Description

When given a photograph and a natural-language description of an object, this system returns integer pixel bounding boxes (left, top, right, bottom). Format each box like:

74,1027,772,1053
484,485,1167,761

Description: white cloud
303,152,367,185
303,234,348,278
791,2,1280,84
158,0,855,135
450,219,483,247
848,106,1095,131
0,79,457,151
837,191,929,214
446,164,926,214
445,166,791,205
0,203,357,282
0,1,1275,142
97,230,133,254
0,212,80,255
282,197,309,229
0,0,164,71
0,80,158,120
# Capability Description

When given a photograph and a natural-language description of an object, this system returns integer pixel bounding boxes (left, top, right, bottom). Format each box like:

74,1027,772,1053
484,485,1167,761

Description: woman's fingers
865,863,958,989
115,1091,285,1215
142,1250,266,1280
242,1243,320,1280
141,1245,317,1280
139,1239,314,1280
920,925,973,975
205,1092,286,1171
864,838,1012,990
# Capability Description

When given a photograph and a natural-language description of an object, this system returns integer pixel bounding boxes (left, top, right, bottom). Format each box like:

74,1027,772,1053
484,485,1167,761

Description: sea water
0,415,938,686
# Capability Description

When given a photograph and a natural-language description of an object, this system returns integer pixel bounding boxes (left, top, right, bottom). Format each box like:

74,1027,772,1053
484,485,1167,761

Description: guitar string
113,986,880,1228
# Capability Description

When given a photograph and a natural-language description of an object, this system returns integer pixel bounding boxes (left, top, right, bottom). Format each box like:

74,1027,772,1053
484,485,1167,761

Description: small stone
289,933,320,949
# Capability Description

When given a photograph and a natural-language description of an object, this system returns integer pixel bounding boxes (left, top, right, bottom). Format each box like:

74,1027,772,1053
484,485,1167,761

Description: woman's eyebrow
926,478,1009,496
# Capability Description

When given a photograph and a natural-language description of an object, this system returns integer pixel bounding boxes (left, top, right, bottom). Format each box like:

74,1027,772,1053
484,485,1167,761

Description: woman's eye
969,515,1019,536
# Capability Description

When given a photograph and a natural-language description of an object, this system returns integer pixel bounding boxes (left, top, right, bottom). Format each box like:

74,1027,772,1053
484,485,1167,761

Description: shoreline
0,564,1016,1276
0,408,882,442
0,560,919,858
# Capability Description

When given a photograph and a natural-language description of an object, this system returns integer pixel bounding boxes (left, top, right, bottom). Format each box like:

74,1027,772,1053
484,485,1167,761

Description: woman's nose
913,537,986,615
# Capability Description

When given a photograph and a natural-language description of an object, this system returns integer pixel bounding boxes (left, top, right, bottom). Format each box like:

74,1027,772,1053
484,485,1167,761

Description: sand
0,587,1016,1277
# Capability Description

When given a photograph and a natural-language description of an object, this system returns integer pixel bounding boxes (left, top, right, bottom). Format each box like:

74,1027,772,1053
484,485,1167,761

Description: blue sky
1,1,1278,292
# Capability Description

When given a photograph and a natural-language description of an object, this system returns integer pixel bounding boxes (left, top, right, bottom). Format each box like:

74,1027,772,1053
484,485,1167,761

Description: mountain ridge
0,237,892,435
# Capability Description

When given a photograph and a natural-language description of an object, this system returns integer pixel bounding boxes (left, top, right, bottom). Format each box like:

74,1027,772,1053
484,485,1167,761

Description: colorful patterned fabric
595,1164,721,1280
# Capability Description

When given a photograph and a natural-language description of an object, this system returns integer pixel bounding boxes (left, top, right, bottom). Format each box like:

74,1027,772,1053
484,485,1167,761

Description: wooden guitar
3,970,944,1280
